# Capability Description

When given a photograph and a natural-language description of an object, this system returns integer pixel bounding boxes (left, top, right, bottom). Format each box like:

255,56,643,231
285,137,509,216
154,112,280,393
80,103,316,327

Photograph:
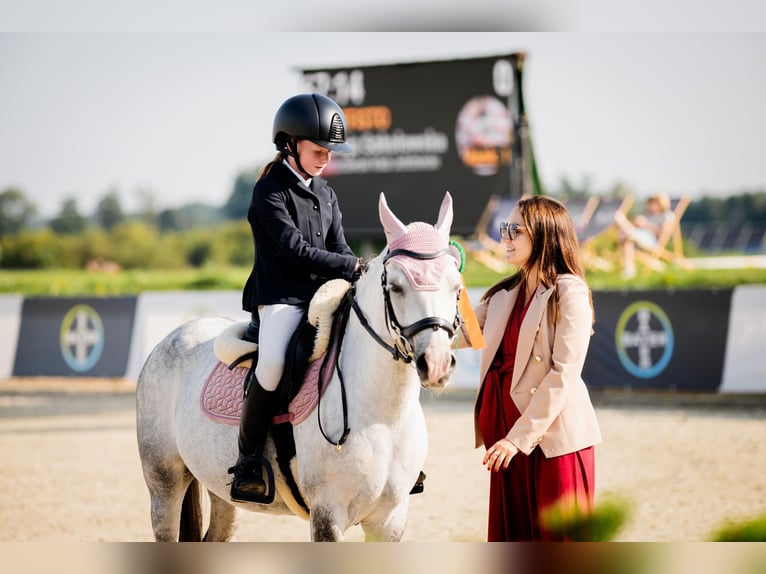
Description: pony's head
377,192,462,388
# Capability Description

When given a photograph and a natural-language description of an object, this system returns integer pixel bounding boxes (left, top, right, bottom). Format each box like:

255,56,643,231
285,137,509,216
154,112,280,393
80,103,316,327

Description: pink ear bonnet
378,192,461,290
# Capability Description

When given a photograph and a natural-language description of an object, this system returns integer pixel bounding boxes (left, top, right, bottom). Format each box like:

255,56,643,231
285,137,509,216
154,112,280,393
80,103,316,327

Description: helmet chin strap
285,138,313,180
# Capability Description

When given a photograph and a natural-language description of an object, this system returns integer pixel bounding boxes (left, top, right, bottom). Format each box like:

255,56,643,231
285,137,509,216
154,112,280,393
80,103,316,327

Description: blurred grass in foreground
710,514,766,541
540,493,632,541
539,494,766,542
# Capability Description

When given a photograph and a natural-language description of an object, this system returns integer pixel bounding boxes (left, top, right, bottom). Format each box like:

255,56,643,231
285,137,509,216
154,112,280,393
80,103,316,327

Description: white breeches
255,304,305,391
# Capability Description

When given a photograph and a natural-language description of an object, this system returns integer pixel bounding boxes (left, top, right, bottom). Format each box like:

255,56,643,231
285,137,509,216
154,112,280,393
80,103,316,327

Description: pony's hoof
409,470,426,495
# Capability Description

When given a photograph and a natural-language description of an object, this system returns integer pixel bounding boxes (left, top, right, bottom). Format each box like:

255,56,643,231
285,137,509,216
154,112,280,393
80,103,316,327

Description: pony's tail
179,478,204,541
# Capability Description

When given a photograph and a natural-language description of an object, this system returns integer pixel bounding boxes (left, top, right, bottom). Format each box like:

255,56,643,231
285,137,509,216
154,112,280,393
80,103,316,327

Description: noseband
351,247,461,363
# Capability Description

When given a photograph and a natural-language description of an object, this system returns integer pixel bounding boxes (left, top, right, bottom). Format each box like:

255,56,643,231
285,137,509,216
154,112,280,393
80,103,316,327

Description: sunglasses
500,221,525,240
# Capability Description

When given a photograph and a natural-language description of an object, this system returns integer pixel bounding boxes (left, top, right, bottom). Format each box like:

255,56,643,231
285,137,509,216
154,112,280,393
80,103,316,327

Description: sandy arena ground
0,377,764,542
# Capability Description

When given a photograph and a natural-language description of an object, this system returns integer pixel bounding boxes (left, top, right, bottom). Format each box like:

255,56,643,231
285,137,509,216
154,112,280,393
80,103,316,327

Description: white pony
136,192,463,541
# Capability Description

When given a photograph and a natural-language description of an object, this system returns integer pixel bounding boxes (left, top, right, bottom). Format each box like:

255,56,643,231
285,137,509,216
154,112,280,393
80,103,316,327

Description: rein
316,292,352,448
351,295,411,363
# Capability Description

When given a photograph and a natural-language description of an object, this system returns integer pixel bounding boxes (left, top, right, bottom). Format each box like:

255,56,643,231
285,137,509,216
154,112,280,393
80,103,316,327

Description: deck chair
564,196,601,236
576,195,634,271
464,195,520,273
631,194,691,274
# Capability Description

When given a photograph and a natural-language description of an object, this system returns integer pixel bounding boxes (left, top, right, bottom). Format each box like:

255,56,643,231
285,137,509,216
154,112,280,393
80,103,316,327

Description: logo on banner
60,304,105,372
615,301,674,378
455,95,512,176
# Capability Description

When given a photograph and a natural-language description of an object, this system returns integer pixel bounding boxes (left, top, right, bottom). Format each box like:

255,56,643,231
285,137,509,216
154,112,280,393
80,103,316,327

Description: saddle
212,278,352,405
207,279,353,512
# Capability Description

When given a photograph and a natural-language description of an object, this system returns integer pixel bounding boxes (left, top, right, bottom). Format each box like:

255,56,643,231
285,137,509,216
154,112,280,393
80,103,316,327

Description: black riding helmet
272,93,353,154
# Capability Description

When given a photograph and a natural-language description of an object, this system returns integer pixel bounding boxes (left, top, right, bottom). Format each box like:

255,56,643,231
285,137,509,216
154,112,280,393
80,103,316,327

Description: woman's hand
482,438,519,472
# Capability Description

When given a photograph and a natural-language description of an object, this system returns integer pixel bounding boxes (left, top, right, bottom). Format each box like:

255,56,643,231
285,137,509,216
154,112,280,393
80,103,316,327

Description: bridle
318,246,462,448
351,247,461,363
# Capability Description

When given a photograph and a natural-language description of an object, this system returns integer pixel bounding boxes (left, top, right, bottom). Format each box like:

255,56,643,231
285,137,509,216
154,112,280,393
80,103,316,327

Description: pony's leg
360,503,409,542
310,505,346,541
144,464,194,542
204,491,242,542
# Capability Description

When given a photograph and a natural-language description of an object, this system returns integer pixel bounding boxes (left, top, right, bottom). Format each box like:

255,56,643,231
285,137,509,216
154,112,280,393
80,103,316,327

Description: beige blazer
466,274,602,457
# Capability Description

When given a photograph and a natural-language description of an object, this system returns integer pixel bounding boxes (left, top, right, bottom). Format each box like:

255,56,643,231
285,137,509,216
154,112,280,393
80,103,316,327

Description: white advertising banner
125,291,249,380
720,285,766,393
0,295,23,379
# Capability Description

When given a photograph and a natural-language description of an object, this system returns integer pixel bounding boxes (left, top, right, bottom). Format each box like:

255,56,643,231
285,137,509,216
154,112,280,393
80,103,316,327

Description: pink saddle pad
200,358,327,426
200,362,247,424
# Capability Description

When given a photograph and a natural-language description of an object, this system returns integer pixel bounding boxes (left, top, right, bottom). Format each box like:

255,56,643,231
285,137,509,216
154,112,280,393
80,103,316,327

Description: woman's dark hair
481,195,594,325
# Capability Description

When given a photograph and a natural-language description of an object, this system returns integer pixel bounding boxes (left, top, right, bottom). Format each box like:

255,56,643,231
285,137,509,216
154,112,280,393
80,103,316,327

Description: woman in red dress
464,196,602,541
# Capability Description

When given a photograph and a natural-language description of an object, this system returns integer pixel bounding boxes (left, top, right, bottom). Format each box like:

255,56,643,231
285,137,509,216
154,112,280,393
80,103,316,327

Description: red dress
477,293,595,541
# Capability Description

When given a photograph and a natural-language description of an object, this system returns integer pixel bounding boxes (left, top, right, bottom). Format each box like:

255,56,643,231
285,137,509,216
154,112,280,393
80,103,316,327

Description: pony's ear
435,191,454,238
379,193,408,245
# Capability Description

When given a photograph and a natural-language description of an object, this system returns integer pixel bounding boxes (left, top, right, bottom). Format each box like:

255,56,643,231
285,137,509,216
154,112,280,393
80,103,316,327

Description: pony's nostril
415,354,429,377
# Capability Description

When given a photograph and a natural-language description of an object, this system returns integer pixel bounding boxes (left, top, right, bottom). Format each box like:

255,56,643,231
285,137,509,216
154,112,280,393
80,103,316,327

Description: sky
2,32,766,218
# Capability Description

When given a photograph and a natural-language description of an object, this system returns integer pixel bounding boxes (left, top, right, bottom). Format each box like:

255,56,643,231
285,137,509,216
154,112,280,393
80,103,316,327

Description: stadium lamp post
510,52,544,198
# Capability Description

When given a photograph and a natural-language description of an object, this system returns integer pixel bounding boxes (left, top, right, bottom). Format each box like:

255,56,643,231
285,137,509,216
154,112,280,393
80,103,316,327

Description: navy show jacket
242,161,358,311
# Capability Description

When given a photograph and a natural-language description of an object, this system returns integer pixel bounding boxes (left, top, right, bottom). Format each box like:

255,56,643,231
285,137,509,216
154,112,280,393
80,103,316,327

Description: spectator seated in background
614,193,675,278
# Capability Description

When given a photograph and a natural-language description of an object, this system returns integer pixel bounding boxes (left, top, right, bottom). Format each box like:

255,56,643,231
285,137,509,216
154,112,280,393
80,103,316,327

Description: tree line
1,169,765,270
0,168,257,270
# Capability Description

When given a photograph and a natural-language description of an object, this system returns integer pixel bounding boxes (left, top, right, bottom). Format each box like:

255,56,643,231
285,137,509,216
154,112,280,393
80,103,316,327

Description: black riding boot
242,315,259,343
228,378,275,503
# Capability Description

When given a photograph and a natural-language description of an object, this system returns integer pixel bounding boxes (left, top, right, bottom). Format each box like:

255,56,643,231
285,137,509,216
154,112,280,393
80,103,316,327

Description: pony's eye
388,283,404,294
